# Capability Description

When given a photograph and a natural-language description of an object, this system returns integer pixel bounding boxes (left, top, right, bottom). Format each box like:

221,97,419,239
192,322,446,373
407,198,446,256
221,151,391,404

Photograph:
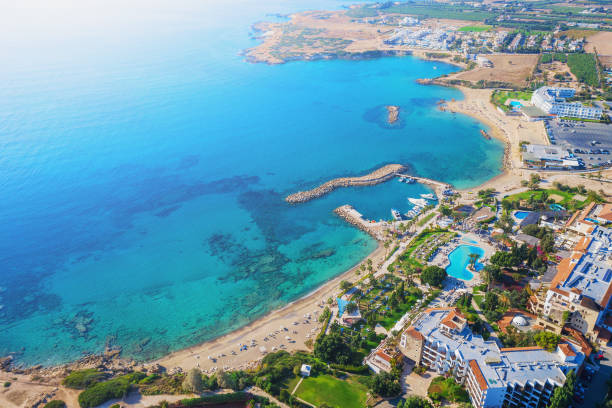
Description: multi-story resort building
531,87,603,119
400,308,584,408
530,203,612,345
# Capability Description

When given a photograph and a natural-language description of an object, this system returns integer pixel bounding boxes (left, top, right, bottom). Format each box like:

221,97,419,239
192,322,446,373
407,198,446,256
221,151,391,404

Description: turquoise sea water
446,245,485,281
0,0,503,366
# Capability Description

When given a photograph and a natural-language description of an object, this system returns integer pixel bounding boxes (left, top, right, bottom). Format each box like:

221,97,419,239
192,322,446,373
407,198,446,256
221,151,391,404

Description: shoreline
0,73,517,378
154,241,387,372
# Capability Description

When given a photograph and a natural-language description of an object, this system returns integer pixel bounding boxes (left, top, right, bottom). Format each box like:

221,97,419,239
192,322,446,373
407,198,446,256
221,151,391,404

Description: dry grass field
448,54,539,86
585,31,612,56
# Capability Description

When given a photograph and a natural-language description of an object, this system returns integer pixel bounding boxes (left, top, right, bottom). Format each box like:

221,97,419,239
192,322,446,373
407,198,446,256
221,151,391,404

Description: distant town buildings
399,308,584,408
531,87,603,120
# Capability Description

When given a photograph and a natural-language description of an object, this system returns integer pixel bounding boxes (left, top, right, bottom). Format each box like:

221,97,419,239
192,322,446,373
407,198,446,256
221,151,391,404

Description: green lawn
473,294,484,308
458,25,491,31
295,374,369,408
502,188,588,210
417,211,436,227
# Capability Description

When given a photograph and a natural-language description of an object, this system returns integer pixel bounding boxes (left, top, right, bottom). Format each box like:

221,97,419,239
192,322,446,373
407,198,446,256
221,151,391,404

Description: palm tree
468,253,480,270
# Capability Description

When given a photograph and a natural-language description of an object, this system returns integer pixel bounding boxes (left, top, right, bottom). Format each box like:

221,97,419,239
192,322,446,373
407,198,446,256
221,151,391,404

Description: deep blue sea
0,0,503,366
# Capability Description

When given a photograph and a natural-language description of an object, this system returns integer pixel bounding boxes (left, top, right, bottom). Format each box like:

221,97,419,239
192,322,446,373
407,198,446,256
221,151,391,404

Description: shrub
78,372,146,408
179,392,250,406
62,369,107,389
110,404,120,408
3,381,10,387
43,401,66,408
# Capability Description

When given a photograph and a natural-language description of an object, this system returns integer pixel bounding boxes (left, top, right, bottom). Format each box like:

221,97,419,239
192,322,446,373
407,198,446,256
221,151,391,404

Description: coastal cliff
286,164,406,203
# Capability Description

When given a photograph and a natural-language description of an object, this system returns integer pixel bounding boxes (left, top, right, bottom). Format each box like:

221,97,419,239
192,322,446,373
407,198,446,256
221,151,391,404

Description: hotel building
400,308,584,408
530,204,612,345
531,87,602,120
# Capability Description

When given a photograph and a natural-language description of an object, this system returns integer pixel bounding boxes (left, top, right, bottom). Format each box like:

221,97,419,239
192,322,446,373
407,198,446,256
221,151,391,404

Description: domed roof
512,315,528,327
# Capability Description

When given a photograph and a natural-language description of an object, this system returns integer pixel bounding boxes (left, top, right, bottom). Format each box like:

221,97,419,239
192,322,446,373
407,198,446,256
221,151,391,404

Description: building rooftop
409,308,582,390
556,226,612,307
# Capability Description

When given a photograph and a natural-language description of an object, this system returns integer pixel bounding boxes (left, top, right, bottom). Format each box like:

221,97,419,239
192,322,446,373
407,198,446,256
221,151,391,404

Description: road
582,347,612,407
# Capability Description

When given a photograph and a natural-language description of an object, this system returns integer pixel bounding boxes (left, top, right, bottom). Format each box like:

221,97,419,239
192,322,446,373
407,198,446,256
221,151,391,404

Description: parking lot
545,119,612,169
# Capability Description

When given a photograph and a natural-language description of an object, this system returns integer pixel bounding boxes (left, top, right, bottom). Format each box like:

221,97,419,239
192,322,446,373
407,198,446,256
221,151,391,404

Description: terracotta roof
596,326,612,342
376,350,394,363
423,307,456,313
549,287,570,297
571,288,582,295
564,327,593,357
575,237,593,253
500,346,544,352
469,360,488,391
551,258,577,288
404,326,424,341
440,309,465,331
600,284,612,311
558,343,576,357
598,204,612,222
566,211,581,227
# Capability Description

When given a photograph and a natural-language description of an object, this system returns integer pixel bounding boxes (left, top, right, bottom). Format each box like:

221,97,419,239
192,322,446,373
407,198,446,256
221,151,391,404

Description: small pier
334,205,383,240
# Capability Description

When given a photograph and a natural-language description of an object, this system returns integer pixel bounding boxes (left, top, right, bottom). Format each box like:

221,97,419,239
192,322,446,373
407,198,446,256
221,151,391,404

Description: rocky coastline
285,164,406,203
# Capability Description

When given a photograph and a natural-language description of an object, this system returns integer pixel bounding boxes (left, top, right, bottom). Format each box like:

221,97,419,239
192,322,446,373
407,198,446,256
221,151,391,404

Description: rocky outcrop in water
386,105,399,124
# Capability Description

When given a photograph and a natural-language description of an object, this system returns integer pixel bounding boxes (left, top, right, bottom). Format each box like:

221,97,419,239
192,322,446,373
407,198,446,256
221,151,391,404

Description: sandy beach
155,242,387,372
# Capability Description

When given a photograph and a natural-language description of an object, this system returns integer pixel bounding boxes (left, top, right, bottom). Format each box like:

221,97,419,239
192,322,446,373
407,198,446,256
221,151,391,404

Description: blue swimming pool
462,237,478,244
514,211,530,220
337,298,349,317
446,245,484,281
550,204,565,211
510,101,523,109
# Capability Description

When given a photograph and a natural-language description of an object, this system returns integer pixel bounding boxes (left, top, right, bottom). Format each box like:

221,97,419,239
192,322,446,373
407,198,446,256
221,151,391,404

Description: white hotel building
400,308,584,408
531,86,602,120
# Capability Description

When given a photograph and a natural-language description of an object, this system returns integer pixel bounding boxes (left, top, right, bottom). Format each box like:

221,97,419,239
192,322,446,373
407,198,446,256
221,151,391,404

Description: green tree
421,265,447,288
370,372,401,397
314,333,352,365
43,402,67,408
183,368,203,393
340,280,352,291
534,331,560,352
400,396,433,408
483,291,498,311
548,369,576,408
440,205,453,217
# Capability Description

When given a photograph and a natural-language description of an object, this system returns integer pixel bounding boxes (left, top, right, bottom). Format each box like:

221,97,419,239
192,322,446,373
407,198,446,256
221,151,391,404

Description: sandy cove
156,242,387,373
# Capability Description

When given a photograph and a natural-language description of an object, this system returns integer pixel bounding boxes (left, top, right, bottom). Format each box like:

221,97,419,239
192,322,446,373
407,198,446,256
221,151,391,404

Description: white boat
408,197,428,207
398,177,406,182
391,209,402,220
420,193,435,200
404,177,416,184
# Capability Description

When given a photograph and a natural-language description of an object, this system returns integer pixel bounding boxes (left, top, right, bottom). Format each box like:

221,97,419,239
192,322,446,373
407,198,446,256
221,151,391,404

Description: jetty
334,205,383,240
286,164,406,203
386,105,399,124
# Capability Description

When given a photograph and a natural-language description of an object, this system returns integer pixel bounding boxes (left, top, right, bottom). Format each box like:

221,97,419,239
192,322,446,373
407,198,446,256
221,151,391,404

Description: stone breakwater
286,164,406,203
334,205,383,240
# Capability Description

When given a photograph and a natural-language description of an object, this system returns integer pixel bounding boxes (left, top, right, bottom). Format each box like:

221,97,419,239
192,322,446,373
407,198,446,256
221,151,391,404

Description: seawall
286,164,406,203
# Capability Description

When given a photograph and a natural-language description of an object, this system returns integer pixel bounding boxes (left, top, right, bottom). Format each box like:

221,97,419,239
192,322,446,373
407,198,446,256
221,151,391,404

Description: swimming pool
337,298,349,317
550,204,565,211
446,245,484,281
510,101,523,109
461,237,478,244
514,211,530,220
